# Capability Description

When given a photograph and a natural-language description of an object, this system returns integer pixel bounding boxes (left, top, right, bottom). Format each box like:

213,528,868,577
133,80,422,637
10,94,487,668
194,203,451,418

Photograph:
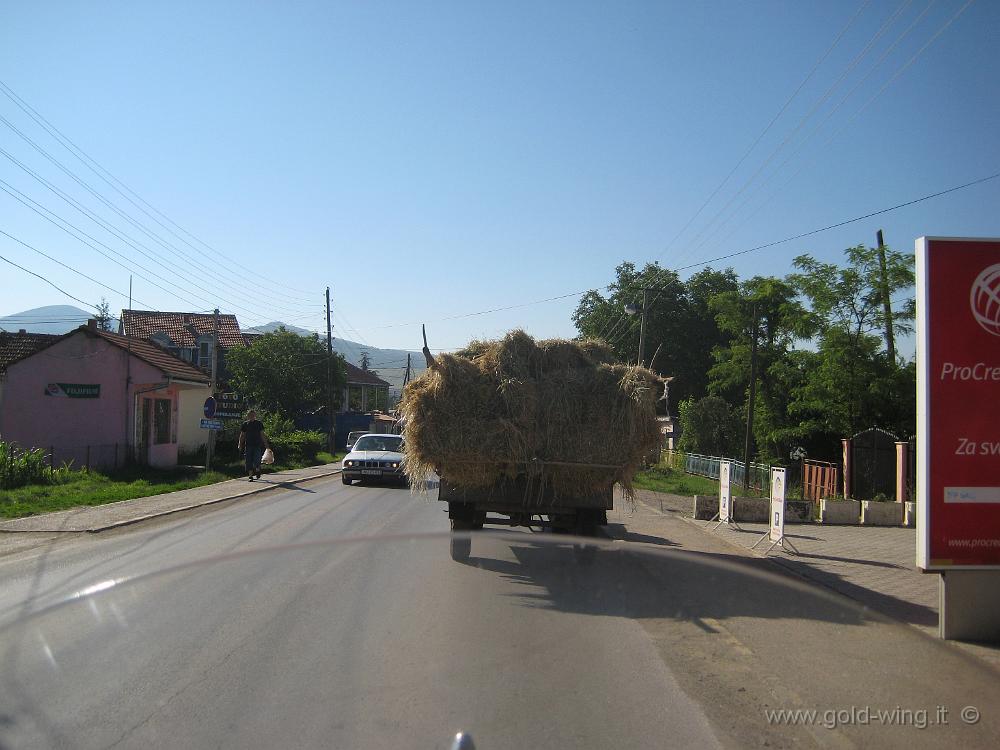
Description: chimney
183,314,190,324
18,329,26,334
87,319,97,330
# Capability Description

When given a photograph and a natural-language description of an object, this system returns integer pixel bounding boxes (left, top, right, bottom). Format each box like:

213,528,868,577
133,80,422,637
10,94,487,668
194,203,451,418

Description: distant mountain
246,321,316,337
246,321,426,392
0,305,118,334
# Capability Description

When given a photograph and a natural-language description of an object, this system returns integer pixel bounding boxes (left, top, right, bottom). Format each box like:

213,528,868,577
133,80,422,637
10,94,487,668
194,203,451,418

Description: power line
346,169,996,344
599,4,980,348
0,122,315,316
0,177,235,312
1,227,160,309
676,171,999,273
0,79,315,299
664,0,918,274
647,0,874,274
0,148,311,323
0,252,101,311
680,0,948,263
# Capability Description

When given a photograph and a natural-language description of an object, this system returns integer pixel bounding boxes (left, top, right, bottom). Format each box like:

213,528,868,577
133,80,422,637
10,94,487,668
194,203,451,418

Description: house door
138,399,151,465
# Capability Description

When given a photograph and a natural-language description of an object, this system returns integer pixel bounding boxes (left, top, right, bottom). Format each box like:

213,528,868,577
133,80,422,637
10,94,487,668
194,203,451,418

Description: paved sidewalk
607,488,1000,669
0,463,342,536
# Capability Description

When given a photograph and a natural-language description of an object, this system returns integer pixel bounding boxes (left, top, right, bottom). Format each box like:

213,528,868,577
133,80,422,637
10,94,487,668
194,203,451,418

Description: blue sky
1,0,997,359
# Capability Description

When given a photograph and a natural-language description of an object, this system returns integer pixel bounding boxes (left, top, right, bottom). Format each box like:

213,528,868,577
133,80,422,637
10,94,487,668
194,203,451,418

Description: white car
341,433,406,486
345,431,368,452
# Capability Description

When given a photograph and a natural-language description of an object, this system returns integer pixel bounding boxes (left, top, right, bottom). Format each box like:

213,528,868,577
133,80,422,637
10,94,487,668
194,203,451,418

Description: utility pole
326,287,334,452
876,229,896,365
125,276,133,463
742,304,759,490
206,308,219,471
403,352,412,387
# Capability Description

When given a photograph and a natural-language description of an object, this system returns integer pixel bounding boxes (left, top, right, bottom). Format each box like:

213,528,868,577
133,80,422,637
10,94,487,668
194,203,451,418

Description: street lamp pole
626,287,653,367
637,287,648,367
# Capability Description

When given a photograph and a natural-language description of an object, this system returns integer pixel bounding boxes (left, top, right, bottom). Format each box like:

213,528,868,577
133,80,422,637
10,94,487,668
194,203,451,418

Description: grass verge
633,464,766,498
0,453,342,519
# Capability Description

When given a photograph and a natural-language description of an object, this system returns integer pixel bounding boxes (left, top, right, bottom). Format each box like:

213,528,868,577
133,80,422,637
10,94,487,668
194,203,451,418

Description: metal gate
851,428,898,501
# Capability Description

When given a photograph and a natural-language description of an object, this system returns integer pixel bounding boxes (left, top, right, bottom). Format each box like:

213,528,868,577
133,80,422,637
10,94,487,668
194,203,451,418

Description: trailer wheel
575,509,601,538
450,535,471,561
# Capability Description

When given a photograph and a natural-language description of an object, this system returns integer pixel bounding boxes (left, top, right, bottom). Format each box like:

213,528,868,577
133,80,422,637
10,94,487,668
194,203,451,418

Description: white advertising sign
719,461,732,523
770,468,786,542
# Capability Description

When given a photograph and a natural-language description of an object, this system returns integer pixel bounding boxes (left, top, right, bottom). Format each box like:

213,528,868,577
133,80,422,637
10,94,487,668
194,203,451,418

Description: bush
268,430,324,463
209,413,325,466
0,440,50,489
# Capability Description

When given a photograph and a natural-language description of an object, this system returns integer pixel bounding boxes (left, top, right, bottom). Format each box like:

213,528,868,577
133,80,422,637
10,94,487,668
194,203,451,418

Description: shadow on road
452,533,875,630
602,523,680,547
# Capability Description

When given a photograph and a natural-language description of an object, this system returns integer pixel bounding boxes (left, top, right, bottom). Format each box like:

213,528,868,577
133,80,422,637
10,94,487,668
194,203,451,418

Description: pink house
0,323,210,469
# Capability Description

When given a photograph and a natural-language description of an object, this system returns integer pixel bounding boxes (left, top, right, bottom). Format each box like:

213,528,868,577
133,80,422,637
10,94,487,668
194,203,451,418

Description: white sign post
753,467,798,554
708,460,740,531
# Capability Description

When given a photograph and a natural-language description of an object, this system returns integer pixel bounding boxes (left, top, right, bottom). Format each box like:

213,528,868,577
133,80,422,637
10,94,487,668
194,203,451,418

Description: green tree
573,262,738,407
708,276,816,461
788,244,916,438
788,244,915,364
226,328,347,418
94,298,113,331
677,395,744,457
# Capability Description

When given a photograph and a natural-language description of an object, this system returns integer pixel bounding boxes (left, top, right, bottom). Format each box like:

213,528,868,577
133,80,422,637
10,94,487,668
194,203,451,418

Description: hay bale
400,330,662,499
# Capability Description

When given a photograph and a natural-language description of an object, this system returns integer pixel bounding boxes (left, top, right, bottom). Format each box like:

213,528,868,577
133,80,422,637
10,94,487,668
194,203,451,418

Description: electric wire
680,0,947,262
597,1,974,348
662,0,918,276
0,148,312,322
0,125,315,315
0,79,314,299
1,249,114,311
645,0,874,276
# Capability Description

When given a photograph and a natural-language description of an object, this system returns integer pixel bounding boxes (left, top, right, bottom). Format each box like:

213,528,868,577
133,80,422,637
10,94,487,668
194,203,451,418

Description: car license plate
361,469,382,476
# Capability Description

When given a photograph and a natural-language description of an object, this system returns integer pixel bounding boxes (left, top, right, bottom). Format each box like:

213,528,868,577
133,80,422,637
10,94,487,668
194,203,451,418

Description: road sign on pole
200,418,224,430
203,397,217,419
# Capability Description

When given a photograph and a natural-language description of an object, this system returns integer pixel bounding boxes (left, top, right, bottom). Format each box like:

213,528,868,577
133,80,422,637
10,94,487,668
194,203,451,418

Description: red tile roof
89,328,209,383
120,310,245,349
0,327,209,383
345,361,390,387
0,332,62,373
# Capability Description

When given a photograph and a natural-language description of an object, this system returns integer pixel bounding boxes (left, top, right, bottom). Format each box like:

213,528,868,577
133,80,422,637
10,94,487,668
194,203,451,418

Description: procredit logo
970,263,1000,337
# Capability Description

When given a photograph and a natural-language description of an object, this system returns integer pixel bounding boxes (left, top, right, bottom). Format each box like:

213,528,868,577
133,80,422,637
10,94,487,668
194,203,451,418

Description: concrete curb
0,467,343,535
84,467,344,532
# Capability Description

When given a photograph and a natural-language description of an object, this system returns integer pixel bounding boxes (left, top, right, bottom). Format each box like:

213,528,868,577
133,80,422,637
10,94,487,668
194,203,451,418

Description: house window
199,341,212,371
349,385,363,411
153,399,171,444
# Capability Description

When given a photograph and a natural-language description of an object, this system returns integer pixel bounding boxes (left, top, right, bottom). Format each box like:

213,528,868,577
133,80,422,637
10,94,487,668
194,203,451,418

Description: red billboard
917,237,1000,570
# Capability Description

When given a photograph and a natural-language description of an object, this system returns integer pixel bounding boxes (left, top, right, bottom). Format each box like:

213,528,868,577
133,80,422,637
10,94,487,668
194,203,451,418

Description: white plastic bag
262,448,275,465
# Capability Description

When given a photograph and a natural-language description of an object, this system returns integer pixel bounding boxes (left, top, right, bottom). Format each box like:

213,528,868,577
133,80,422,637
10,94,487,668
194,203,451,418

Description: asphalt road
2,476,1000,749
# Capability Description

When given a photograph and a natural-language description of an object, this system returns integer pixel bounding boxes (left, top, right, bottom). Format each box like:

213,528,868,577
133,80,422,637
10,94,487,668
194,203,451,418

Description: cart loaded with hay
400,328,665,558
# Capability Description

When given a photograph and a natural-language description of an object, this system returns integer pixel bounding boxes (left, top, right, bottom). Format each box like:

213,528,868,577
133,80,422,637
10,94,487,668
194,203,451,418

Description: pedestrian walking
237,410,271,481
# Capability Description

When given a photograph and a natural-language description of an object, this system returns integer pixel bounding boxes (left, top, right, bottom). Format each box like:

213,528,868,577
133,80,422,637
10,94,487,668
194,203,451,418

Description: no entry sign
917,237,1000,570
